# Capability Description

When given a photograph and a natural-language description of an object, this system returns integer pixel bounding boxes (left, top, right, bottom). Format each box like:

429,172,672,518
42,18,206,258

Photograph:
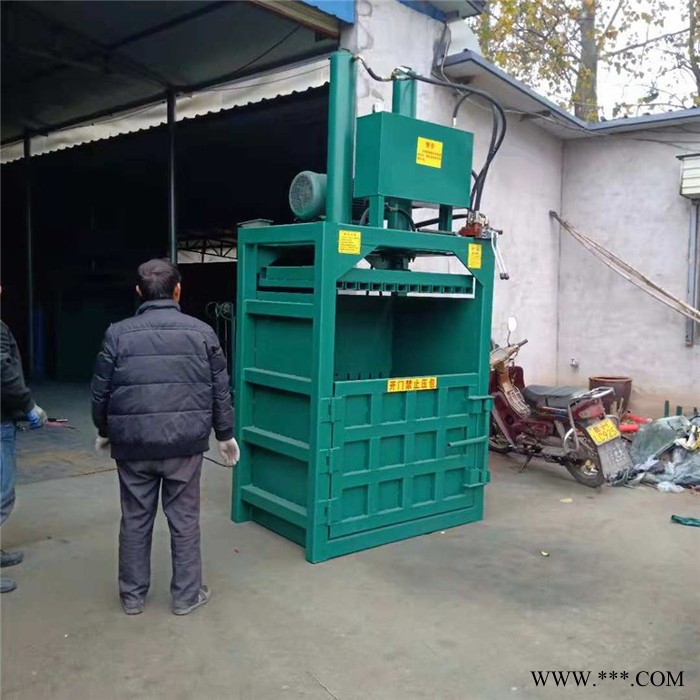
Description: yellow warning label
387,377,438,393
338,230,361,255
416,137,443,168
468,243,482,269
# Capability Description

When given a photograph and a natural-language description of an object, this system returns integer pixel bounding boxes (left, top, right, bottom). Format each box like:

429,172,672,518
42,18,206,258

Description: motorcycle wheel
489,420,511,454
565,433,605,488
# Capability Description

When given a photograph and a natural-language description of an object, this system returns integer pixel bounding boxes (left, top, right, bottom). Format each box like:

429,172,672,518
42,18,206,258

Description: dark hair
136,259,181,301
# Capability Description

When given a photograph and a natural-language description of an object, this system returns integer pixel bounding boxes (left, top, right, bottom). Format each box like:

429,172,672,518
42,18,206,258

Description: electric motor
289,171,327,221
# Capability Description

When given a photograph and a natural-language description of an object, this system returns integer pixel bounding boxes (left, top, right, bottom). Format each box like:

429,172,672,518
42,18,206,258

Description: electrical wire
229,26,302,79
464,100,504,209
428,33,493,209
17,26,307,149
354,55,393,82
414,212,470,228
394,67,507,212
551,212,700,324
355,58,508,216
207,65,327,92
81,27,303,126
446,82,506,210
433,20,453,85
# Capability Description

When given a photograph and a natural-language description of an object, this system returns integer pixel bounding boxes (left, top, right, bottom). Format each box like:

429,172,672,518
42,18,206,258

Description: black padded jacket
91,300,234,460
1,321,34,422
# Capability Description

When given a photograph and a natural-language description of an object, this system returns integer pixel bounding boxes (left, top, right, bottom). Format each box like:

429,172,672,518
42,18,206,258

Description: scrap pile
610,414,700,491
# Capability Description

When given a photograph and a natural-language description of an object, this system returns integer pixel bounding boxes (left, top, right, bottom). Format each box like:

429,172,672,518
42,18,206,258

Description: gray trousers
117,454,203,607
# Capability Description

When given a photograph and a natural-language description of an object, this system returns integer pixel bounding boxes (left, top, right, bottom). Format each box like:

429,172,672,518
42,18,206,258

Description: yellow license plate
586,418,620,446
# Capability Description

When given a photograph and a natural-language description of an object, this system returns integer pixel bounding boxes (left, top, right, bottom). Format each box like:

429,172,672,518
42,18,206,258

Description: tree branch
603,28,691,58
599,0,626,49
636,84,688,103
636,101,691,110
688,0,700,91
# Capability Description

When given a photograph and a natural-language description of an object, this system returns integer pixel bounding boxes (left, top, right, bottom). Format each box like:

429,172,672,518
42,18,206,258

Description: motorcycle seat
523,385,581,409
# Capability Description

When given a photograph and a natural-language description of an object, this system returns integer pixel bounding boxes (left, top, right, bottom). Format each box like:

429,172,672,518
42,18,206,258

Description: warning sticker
468,243,482,269
338,230,361,255
416,137,443,169
387,377,438,393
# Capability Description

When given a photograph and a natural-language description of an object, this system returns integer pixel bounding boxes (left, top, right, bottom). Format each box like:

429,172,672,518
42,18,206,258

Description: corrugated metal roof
1,57,330,163
1,1,338,146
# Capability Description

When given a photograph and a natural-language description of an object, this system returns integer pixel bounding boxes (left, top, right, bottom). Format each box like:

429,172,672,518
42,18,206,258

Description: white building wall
342,0,563,384
559,132,700,415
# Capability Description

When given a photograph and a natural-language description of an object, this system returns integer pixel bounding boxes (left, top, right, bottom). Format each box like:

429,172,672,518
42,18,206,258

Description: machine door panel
327,374,490,539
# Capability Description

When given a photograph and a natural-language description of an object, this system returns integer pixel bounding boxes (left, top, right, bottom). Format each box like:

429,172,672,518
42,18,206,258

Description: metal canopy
1,0,339,145
397,1,486,21
444,49,700,139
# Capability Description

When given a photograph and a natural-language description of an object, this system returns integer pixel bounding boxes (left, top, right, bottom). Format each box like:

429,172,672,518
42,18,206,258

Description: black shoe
0,575,17,593
0,550,24,568
120,597,145,615
173,586,210,616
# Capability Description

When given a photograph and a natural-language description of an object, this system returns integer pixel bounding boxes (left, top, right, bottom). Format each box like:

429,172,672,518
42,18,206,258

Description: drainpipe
686,201,699,346
326,51,356,225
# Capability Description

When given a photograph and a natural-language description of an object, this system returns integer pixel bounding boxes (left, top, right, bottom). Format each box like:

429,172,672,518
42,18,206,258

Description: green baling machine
232,52,497,562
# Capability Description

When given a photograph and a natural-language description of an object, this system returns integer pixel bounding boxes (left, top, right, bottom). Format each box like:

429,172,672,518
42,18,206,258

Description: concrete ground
1,385,699,700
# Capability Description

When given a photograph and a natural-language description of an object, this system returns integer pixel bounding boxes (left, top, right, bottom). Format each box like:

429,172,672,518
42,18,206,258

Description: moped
489,318,631,487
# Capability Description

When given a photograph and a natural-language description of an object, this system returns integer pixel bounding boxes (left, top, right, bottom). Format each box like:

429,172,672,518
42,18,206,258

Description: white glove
27,404,48,429
218,438,240,467
95,436,110,453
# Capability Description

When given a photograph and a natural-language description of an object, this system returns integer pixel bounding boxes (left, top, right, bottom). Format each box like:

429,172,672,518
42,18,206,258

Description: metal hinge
318,497,340,525
319,447,341,474
319,397,343,424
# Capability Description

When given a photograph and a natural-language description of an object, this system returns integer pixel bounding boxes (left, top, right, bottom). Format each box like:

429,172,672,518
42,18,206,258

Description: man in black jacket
1,289,48,593
91,259,238,616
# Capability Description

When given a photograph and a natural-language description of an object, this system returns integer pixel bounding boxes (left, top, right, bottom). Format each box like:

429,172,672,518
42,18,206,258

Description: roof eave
443,50,700,136
443,50,586,130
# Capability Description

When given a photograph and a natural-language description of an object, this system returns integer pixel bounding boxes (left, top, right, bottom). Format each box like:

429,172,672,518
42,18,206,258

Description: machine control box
354,112,473,208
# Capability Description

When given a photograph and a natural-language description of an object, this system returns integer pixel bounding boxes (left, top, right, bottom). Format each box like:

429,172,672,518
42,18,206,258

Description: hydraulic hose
356,59,508,214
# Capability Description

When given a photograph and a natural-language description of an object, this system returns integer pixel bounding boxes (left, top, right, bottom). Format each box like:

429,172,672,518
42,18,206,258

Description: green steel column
389,77,417,231
438,205,453,231
392,76,417,117
326,52,356,225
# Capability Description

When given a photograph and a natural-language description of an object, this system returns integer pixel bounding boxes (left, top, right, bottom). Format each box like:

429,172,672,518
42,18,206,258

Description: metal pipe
438,204,453,232
447,436,488,448
388,77,416,231
687,201,699,346
167,91,177,262
23,133,34,378
325,51,356,225
392,76,417,116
